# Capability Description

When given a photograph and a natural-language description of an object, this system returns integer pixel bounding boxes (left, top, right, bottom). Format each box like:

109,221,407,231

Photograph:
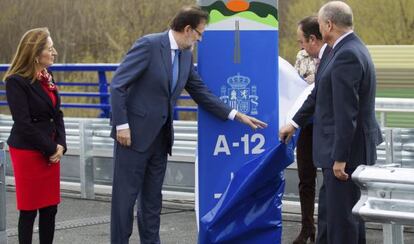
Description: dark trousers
18,205,57,244
316,168,366,244
296,123,316,231
111,128,168,244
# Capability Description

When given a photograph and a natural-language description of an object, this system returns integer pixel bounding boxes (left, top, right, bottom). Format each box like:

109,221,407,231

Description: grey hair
319,1,353,28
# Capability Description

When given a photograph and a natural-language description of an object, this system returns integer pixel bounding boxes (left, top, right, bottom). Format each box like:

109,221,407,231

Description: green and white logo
199,0,278,30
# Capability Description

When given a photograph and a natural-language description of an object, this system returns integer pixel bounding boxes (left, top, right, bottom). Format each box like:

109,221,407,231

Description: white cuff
228,109,238,120
116,123,129,130
290,119,299,129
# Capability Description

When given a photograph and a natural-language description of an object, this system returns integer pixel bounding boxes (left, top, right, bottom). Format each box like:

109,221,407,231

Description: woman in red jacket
4,27,66,244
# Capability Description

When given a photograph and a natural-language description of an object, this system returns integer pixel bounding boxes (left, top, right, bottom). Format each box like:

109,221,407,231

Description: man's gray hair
319,1,353,28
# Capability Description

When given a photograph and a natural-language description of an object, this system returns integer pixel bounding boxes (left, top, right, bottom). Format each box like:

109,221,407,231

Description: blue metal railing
0,64,197,119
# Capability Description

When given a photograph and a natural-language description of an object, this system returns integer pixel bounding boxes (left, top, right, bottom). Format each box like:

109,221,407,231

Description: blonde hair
3,27,51,82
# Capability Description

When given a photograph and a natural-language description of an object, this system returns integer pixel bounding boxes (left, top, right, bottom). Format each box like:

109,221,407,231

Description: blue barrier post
173,95,196,120
173,107,179,120
97,71,110,118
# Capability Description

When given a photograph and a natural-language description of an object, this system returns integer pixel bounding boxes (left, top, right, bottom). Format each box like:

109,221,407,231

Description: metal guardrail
376,98,414,127
354,97,414,242
376,128,414,167
352,166,414,244
0,97,412,190
0,114,197,199
0,141,7,244
0,118,413,197
0,94,412,182
0,98,412,231
0,117,197,157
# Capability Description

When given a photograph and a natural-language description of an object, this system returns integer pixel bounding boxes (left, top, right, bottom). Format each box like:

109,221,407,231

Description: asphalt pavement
3,191,414,244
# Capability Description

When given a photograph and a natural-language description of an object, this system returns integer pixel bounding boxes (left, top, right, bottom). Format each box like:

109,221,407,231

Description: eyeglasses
192,28,203,38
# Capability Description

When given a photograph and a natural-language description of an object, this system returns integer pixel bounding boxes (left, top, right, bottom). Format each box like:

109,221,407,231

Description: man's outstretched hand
235,112,268,130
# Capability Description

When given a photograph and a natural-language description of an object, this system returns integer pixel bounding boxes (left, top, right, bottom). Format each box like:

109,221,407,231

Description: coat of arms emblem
220,73,259,115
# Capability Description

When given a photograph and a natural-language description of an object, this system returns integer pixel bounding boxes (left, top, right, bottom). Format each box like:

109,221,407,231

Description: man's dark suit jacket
293,33,383,168
6,74,66,157
110,31,232,154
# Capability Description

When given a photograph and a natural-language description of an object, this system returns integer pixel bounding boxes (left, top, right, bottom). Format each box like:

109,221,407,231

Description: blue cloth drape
198,135,298,244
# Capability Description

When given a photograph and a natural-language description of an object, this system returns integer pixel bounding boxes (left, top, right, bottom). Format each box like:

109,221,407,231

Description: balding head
318,1,353,29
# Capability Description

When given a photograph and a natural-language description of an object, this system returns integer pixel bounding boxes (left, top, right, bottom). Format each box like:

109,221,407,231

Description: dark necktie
172,49,180,92
315,58,321,70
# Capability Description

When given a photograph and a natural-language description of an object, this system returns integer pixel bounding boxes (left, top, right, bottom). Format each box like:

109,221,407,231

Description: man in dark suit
110,6,267,244
293,16,328,244
280,2,382,244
